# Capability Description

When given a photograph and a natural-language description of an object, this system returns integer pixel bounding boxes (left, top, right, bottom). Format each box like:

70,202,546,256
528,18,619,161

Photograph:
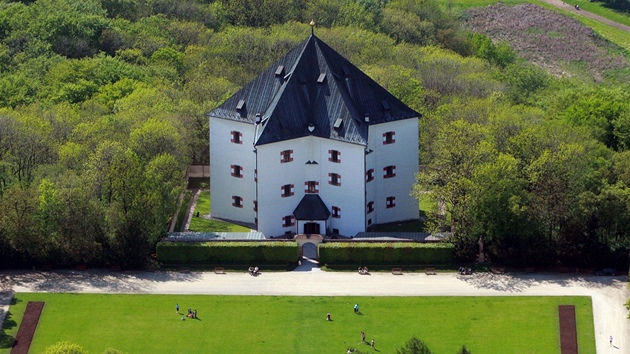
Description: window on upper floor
305,181,319,193
367,201,374,213
329,173,341,186
281,184,294,197
231,131,242,144
386,196,396,209
328,149,341,163
281,149,293,163
253,200,257,212
231,165,243,178
383,131,395,144
383,165,396,179
366,169,374,182
232,196,243,208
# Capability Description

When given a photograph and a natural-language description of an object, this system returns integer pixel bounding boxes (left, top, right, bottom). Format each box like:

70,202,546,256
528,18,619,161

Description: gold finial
310,19,315,35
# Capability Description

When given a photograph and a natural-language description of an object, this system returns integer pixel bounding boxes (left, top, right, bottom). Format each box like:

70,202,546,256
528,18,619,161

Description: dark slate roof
208,35,421,146
293,194,331,220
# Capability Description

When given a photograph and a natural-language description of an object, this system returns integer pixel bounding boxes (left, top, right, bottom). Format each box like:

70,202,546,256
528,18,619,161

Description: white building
208,34,420,237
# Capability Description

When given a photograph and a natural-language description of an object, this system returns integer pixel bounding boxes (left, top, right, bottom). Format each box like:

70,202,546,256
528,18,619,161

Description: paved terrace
0,268,628,353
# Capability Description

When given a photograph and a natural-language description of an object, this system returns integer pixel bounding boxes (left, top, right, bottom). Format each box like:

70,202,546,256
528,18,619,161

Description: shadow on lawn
0,269,203,293
458,272,623,292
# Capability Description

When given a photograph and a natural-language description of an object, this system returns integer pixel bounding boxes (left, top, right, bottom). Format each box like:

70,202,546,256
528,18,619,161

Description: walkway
0,269,628,353
540,0,630,33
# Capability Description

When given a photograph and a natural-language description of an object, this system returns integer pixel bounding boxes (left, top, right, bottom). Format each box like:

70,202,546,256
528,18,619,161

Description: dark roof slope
208,35,420,146
293,194,331,220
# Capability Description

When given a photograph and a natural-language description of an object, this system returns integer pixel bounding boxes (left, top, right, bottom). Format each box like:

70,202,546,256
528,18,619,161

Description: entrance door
304,222,320,235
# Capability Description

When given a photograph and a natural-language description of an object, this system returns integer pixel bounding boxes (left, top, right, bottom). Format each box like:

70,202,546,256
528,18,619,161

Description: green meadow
2,293,595,354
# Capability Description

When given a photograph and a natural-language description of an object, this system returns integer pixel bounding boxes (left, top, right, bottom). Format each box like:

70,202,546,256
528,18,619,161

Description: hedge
318,242,454,265
156,241,299,263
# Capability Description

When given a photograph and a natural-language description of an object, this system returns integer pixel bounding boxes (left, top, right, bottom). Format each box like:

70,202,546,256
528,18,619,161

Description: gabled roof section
208,35,421,146
293,194,330,220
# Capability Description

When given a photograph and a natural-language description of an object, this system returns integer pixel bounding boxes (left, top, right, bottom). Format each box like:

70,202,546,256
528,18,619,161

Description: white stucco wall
256,136,366,237
209,117,256,224
367,118,419,225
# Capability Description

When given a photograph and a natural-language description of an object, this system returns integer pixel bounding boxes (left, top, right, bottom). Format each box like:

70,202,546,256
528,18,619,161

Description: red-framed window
367,201,374,213
232,196,243,208
328,149,341,163
231,131,242,144
254,169,257,182
366,169,374,182
253,200,257,212
386,196,396,208
282,215,295,227
305,181,319,193
281,184,295,197
231,164,243,178
383,131,395,144
281,149,294,163
329,173,341,186
332,206,341,218
383,165,396,178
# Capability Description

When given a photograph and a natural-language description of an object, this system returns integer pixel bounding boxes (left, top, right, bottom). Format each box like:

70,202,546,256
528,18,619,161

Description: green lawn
2,293,595,354
188,190,250,232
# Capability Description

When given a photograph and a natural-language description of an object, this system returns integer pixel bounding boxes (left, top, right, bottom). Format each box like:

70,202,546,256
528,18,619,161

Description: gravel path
1,269,628,353
540,0,630,32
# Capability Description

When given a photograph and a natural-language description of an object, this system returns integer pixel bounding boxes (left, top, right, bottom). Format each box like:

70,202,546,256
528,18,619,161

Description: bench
179,267,190,273
391,268,403,275
524,267,535,273
425,268,436,275
76,265,87,271
214,267,225,274
491,267,505,275
109,265,122,271
41,264,52,271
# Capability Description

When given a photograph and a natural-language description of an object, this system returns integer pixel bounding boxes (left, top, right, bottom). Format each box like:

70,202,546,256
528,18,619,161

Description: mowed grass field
2,294,595,354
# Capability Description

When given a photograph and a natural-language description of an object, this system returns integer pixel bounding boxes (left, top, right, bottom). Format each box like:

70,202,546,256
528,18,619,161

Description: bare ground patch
465,3,629,81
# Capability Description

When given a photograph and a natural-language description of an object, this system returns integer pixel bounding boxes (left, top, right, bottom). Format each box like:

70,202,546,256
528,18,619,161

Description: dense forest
0,0,629,268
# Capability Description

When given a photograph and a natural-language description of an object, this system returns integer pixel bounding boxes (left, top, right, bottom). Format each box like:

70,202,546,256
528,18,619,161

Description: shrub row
156,241,298,263
319,242,454,265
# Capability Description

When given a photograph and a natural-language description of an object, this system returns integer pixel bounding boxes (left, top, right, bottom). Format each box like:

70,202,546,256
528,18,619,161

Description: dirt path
540,0,630,32
1,269,628,353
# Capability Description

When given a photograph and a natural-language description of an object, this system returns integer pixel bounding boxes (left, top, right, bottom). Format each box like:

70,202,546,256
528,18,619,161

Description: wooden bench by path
558,305,578,354
179,267,190,273
391,268,403,275
425,268,436,275
214,267,225,274
11,301,45,354
75,265,87,271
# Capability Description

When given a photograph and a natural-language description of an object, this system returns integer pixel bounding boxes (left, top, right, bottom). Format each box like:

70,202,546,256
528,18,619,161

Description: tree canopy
0,0,629,268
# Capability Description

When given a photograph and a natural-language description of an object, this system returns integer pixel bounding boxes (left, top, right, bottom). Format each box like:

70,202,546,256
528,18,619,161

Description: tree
396,336,433,354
